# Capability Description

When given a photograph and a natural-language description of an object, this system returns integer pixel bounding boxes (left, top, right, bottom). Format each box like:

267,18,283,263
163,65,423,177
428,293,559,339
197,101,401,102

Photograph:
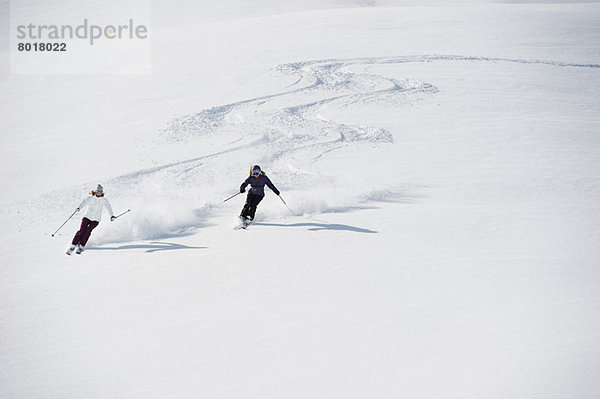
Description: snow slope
1,1,600,398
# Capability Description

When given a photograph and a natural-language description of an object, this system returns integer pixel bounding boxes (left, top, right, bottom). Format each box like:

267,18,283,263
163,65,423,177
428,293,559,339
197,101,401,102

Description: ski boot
66,245,76,255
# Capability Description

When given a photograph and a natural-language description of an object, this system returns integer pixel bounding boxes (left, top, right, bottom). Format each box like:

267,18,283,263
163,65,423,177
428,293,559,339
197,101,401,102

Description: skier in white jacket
67,184,115,255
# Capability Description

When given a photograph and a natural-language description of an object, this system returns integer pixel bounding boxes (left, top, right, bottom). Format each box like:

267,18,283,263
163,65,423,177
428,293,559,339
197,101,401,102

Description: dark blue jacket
241,174,280,197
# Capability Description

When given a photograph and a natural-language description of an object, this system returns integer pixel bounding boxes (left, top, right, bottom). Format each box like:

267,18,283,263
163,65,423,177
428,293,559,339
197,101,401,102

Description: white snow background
1,0,600,398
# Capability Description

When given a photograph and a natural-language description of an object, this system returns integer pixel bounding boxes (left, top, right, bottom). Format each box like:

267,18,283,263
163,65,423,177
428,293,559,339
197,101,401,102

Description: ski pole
51,209,78,237
113,209,131,219
278,195,295,214
223,192,242,202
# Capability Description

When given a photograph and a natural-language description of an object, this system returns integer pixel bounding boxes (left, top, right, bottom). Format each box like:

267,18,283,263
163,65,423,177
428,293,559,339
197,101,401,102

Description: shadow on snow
88,241,207,254
254,222,377,233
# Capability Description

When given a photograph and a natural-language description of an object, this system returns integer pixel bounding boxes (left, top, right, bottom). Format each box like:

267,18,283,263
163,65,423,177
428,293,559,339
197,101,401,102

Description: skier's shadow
88,241,206,254
253,222,377,233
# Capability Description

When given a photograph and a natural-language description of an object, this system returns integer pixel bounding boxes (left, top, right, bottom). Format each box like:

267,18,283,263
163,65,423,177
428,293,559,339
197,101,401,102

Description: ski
65,245,84,255
234,217,253,230
234,221,250,230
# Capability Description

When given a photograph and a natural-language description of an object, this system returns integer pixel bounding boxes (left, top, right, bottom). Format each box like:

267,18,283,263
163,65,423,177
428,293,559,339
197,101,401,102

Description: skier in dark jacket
239,165,280,221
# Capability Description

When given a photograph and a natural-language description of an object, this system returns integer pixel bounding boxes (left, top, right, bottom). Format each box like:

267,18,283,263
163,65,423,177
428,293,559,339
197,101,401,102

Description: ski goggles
252,171,260,176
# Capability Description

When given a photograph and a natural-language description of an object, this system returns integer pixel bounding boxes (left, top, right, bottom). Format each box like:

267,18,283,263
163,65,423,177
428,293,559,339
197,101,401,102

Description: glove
110,216,116,222
240,187,246,193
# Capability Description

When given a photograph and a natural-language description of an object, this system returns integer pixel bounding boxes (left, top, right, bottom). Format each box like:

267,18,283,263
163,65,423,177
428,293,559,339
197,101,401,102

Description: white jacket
77,196,114,222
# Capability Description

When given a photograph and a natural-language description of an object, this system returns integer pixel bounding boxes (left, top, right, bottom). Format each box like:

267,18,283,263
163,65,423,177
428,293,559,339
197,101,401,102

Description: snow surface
1,0,600,398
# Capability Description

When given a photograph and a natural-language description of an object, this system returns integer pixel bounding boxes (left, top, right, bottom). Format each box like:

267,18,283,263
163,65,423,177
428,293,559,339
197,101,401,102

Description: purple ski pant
72,217,99,246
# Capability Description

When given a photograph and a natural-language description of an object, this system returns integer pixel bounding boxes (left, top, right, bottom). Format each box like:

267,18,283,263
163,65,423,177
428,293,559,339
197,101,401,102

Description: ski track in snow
22,54,599,241
151,54,600,177
162,53,599,140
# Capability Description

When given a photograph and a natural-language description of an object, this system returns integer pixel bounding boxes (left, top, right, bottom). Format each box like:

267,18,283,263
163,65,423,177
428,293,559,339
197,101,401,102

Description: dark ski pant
72,217,99,247
240,193,264,220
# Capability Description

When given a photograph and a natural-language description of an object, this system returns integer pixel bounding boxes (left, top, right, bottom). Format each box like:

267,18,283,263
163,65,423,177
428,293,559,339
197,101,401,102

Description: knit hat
95,184,104,195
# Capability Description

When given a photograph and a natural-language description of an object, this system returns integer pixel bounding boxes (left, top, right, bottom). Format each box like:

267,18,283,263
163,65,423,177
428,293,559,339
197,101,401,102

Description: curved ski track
146,54,600,184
